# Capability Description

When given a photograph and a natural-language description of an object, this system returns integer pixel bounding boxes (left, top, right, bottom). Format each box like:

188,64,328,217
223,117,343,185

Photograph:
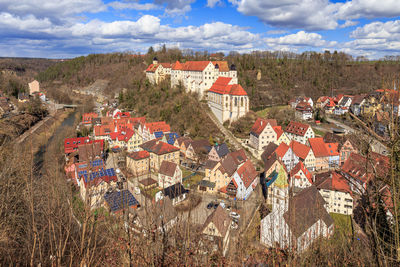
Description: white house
285,121,315,144
295,102,313,120
156,183,187,206
158,161,182,189
170,60,237,98
289,161,313,190
249,118,278,151
229,160,259,200
260,186,334,252
315,171,354,215
275,142,299,172
207,77,249,123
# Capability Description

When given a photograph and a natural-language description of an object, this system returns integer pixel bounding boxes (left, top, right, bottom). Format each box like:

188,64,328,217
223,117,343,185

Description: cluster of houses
256,116,392,251
146,58,249,124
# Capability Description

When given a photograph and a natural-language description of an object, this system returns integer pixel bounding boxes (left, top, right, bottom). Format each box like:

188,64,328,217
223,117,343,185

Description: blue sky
1,0,400,59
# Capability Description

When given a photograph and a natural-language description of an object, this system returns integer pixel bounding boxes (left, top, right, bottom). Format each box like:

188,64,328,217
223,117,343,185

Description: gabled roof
261,143,279,164
104,190,139,212
64,137,90,154
109,128,135,142
145,63,160,72
290,140,311,160
219,150,247,176
212,143,230,158
140,139,180,155
181,61,211,71
283,186,334,238
352,94,367,105
275,142,290,158
79,168,117,188
308,137,329,157
208,77,247,96
250,118,278,136
78,142,103,162
341,152,389,183
273,126,284,139
159,161,178,177
212,61,230,72
236,160,258,188
325,142,339,156
289,161,312,184
190,139,212,154
127,150,150,160
315,171,351,194
163,132,180,145
295,101,312,112
202,205,231,238
175,136,192,147
285,121,311,137
162,183,187,200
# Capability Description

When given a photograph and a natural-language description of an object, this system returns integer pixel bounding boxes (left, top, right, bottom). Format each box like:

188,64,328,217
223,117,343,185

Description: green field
313,127,326,137
330,213,353,238
183,174,204,188
256,105,288,118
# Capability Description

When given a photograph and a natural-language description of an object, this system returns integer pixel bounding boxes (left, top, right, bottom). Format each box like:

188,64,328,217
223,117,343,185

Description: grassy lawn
330,213,353,239
313,127,326,137
180,166,193,178
183,174,204,188
256,105,288,118
139,185,161,198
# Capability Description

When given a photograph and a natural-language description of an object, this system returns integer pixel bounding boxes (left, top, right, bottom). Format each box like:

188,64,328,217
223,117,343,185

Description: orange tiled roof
145,121,170,134
208,77,247,96
128,150,150,160
308,137,329,157
212,61,229,72
236,160,258,188
290,161,313,184
273,126,283,139
290,140,311,160
275,142,290,158
250,118,278,136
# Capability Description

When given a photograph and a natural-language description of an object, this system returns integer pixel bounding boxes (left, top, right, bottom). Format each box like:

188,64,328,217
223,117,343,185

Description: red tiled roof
146,63,159,72
140,139,179,155
236,160,258,188
275,142,290,158
172,60,183,70
290,161,312,184
181,61,211,71
64,137,90,154
145,121,170,134
290,140,311,160
94,125,113,137
315,171,351,194
113,112,130,119
110,128,135,142
211,61,230,72
250,118,278,136
295,101,312,112
308,138,329,157
325,142,339,156
160,63,171,68
273,126,283,139
208,77,247,96
128,150,150,160
285,121,310,137
331,172,351,193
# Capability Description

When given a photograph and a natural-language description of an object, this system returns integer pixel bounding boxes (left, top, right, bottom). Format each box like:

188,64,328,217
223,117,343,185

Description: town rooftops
219,149,248,176
127,150,150,160
275,142,290,158
79,168,117,188
104,190,139,213
352,94,367,105
64,137,90,154
250,118,278,136
285,121,311,137
109,128,135,142
208,77,247,96
78,141,103,162
139,177,158,187
261,143,279,164
315,171,351,194
290,140,311,160
289,161,312,184
202,205,232,238
283,186,334,238
146,62,171,73
236,160,258,188
213,143,230,158
159,161,178,177
171,60,230,72
295,101,313,112
273,126,284,139
82,112,98,124
140,139,180,155
308,137,330,157
145,121,170,134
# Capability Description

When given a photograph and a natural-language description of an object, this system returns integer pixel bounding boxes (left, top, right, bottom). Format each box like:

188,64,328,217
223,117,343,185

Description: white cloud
266,29,288,35
230,0,340,30
154,0,196,16
207,0,222,8
0,0,106,22
337,0,400,20
266,31,337,47
230,0,400,31
109,1,159,11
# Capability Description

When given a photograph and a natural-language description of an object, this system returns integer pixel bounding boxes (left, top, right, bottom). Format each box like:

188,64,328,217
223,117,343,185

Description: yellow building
126,151,150,177
140,140,180,172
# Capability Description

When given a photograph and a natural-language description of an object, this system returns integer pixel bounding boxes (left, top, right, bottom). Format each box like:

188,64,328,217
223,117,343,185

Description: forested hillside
37,50,400,109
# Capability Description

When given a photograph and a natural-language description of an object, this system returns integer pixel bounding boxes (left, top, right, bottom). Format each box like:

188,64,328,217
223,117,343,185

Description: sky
1,0,400,59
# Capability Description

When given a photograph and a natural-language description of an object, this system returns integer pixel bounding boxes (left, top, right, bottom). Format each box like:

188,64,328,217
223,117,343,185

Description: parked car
214,203,219,209
207,202,214,209
226,205,231,211
229,211,240,219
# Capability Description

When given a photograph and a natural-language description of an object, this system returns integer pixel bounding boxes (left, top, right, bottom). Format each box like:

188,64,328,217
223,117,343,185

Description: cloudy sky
1,0,400,58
